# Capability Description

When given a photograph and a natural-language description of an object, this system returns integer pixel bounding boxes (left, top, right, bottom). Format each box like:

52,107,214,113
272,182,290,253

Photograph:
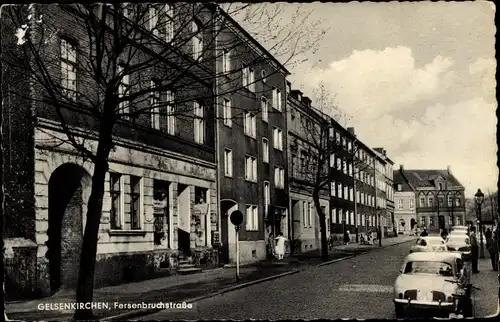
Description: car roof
405,251,459,264
420,236,444,241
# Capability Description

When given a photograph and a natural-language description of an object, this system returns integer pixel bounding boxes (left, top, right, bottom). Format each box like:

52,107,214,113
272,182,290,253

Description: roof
402,169,463,188
393,170,413,192
405,251,459,263
213,5,291,76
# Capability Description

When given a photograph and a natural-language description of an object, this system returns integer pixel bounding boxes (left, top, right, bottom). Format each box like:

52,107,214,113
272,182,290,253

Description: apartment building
287,88,330,252
2,4,219,299
215,10,290,264
374,148,394,236
393,170,417,234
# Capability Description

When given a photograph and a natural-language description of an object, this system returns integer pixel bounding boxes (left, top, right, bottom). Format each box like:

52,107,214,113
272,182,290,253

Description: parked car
410,236,447,253
393,252,474,318
450,226,468,236
446,235,471,255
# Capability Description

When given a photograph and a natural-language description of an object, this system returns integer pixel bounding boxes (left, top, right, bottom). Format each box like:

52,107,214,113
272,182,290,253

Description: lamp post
474,189,485,259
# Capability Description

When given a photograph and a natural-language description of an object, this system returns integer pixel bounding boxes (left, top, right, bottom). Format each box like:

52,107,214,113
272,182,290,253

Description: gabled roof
403,170,463,188
393,170,413,192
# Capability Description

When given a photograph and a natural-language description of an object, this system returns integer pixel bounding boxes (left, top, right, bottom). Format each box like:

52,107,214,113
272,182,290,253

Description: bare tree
291,85,371,261
2,3,327,319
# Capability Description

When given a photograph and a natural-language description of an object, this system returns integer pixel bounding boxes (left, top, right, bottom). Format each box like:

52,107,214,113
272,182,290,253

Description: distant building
374,148,395,236
393,169,417,234
394,165,466,234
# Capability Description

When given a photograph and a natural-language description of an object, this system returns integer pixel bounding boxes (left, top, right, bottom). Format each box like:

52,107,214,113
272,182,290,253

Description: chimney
347,127,355,136
383,149,386,156
447,165,451,174
302,96,312,106
400,165,404,171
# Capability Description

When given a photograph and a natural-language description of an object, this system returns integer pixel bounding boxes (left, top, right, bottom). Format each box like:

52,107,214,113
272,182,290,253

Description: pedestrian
343,230,349,245
420,228,428,237
486,230,498,271
440,228,448,241
469,226,480,273
485,228,492,239
268,231,276,258
274,232,287,260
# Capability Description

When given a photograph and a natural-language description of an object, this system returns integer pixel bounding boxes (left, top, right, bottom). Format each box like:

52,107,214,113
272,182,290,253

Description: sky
233,1,497,198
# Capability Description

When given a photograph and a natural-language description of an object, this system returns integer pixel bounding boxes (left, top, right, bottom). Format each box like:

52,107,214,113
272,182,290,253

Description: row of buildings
2,3,464,300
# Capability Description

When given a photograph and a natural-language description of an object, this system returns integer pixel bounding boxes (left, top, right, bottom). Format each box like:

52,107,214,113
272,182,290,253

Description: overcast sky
234,1,497,198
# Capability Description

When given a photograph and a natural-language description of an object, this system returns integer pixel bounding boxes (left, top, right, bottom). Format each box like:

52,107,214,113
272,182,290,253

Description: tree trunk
73,123,113,320
312,191,328,261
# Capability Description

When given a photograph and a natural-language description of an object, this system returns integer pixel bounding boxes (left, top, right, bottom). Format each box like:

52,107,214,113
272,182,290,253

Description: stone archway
47,163,91,293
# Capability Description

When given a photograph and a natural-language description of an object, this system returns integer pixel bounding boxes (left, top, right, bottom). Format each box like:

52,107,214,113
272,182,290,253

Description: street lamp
377,206,382,247
474,189,485,259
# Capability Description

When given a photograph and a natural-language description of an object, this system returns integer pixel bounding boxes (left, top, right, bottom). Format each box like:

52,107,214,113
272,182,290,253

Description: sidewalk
6,235,416,321
471,257,499,318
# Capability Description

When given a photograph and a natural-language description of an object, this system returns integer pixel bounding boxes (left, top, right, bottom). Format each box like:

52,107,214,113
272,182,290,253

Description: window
409,198,414,209
337,182,342,199
245,155,257,182
308,203,314,227
166,90,175,135
455,198,461,206
244,111,256,138
274,167,285,189
129,176,143,230
261,69,267,83
448,196,453,207
222,49,231,73
439,183,444,190
164,4,174,42
349,187,353,201
149,6,159,36
118,65,130,116
224,149,233,177
261,97,268,122
330,153,335,168
242,66,255,92
347,140,352,151
262,138,269,163
457,216,463,225
264,181,270,214
420,197,425,207
332,208,337,224
428,197,434,207
151,80,160,129
192,21,203,60
343,185,348,200
245,205,258,231
430,216,435,227
330,181,336,197
303,201,309,227
273,127,283,150
273,88,282,111
60,38,77,101
336,156,341,171
223,98,232,127
193,102,205,144
109,173,124,229
153,179,170,246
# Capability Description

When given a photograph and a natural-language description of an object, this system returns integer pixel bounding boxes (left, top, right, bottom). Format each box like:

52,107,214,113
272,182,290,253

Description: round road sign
230,210,243,226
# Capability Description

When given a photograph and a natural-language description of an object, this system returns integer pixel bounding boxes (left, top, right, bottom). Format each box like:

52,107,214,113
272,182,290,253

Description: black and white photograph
1,1,498,321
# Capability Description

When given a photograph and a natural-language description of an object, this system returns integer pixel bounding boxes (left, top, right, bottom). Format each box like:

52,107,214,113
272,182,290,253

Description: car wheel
463,298,473,317
395,303,404,318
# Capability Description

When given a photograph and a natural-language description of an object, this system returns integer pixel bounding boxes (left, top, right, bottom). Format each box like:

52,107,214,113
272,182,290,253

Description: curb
101,269,300,321
316,238,416,267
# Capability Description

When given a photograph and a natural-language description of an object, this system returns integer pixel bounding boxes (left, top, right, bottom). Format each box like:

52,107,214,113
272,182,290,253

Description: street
140,241,498,320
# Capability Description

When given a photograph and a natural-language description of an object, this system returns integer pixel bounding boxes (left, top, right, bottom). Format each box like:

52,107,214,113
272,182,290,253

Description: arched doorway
220,199,237,265
47,163,91,294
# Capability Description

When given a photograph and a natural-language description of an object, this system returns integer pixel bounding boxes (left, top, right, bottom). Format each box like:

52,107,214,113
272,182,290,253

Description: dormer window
261,70,267,83
439,182,444,190
397,184,402,191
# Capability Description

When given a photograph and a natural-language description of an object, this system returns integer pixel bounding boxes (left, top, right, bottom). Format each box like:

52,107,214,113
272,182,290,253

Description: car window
404,261,454,276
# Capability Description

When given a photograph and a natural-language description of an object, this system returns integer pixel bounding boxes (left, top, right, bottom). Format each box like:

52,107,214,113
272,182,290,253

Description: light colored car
393,252,473,318
410,236,447,253
448,230,485,244
446,235,471,255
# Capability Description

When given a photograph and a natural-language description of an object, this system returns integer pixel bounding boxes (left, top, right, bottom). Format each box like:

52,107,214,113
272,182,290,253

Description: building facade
396,166,466,234
393,170,417,235
287,88,330,253
3,4,220,299
374,148,395,236
215,10,290,265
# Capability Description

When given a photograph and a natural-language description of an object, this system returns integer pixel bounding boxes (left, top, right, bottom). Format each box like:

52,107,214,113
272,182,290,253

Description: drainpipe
213,7,222,260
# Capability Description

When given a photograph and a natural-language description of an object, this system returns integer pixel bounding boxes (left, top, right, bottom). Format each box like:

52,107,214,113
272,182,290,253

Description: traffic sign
230,210,243,226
